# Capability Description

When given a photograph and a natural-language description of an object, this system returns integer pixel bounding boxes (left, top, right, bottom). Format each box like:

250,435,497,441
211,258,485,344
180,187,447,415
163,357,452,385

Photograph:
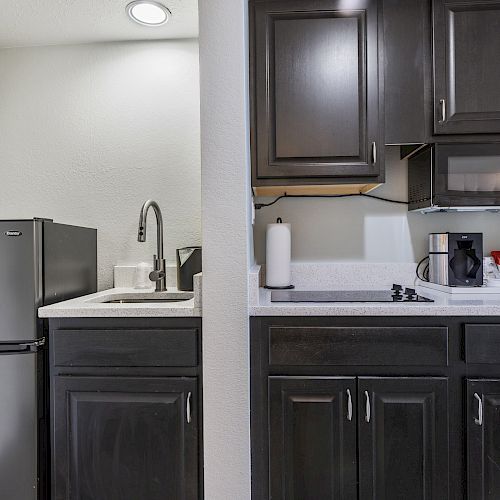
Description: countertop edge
249,305,500,317
38,286,202,319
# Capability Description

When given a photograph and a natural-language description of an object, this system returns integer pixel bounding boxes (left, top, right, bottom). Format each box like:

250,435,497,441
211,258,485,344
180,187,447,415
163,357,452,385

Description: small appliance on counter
0,218,97,500
428,233,483,287
176,246,202,291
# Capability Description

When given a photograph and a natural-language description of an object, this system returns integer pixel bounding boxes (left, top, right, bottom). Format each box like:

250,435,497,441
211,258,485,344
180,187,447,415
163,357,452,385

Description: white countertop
38,286,202,318
249,263,500,316
250,286,500,316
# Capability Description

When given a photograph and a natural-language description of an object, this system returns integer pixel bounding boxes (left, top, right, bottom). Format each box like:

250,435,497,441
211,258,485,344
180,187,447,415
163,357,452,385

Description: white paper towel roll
266,218,292,288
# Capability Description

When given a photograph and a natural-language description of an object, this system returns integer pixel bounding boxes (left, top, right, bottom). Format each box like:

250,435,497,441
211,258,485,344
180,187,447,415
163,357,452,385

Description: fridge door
0,220,42,342
0,352,38,500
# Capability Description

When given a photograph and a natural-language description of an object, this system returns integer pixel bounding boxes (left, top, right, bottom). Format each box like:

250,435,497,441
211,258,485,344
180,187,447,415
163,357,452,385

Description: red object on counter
491,251,500,266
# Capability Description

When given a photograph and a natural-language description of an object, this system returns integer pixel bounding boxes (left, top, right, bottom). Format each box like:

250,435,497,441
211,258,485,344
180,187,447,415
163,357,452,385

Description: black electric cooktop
271,285,434,303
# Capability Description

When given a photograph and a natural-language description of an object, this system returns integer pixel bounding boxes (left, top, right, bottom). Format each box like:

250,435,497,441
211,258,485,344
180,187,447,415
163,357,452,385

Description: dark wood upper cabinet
268,377,357,499
52,376,199,500
250,0,384,189
467,379,500,500
358,377,449,500
383,0,431,144
433,0,500,135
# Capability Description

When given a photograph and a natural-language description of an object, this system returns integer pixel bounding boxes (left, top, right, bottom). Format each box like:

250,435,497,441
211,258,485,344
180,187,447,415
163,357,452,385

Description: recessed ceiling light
126,1,171,27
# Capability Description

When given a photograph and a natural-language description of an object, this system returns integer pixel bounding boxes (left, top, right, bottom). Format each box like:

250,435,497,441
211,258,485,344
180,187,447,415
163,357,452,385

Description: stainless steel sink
104,297,192,304
88,291,194,304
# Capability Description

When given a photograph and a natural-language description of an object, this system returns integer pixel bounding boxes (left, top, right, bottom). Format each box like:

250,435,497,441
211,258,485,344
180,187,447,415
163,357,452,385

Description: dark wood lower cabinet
49,318,203,500
358,377,449,500
251,317,500,500
269,377,357,499
467,379,500,500
52,376,199,500
266,376,448,500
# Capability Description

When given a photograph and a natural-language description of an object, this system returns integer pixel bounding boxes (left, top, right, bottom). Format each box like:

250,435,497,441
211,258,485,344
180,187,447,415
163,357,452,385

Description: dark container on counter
176,247,202,291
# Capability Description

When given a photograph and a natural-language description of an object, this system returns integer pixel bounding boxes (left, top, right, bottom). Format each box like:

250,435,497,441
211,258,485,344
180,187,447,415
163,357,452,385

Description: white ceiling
0,0,199,48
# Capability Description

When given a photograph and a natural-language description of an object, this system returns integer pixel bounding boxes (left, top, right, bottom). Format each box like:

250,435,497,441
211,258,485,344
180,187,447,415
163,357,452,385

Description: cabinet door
52,376,198,500
269,377,357,499
467,379,500,500
358,377,449,500
251,0,383,184
433,0,500,134
383,0,431,144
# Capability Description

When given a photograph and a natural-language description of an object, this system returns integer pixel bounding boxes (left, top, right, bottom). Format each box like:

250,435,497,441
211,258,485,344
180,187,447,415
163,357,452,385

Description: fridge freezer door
0,220,42,342
0,352,37,500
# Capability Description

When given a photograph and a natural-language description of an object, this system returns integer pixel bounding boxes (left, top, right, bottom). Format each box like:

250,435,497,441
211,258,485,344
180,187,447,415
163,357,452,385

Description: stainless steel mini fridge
0,219,96,500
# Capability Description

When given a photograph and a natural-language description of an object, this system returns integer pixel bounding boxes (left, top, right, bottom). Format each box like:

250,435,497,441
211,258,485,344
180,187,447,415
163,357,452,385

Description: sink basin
88,291,194,304
104,298,192,304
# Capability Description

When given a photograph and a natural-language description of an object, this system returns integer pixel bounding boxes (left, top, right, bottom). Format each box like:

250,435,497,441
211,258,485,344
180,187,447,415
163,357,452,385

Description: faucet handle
149,269,166,282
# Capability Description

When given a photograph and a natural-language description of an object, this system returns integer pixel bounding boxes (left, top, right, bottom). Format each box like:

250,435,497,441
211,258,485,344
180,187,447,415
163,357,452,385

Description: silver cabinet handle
186,392,192,424
474,393,483,426
439,98,446,123
365,391,371,423
371,142,377,165
346,389,353,421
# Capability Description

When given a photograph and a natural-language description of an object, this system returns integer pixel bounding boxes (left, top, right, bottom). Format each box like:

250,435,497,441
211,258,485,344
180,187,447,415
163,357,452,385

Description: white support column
199,0,252,499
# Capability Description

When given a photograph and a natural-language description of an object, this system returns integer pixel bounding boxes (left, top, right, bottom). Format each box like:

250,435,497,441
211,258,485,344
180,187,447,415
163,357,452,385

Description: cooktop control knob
391,284,403,293
405,287,417,300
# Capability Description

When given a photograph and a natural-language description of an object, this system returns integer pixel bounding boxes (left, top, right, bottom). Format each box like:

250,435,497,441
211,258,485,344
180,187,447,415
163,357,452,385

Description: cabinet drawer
465,324,500,364
52,329,198,367
269,326,448,366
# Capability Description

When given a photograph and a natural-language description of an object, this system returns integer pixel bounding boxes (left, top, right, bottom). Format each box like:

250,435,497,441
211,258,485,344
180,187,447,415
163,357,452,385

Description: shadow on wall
253,147,500,264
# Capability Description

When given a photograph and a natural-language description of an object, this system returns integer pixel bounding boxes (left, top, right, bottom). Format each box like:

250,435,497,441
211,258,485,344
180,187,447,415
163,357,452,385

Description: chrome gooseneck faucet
138,200,167,292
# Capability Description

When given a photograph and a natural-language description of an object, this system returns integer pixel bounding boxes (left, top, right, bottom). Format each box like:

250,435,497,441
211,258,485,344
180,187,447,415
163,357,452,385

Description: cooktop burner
271,284,434,303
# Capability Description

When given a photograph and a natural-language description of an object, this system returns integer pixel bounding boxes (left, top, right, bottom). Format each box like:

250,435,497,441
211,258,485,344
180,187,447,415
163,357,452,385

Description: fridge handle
0,338,45,354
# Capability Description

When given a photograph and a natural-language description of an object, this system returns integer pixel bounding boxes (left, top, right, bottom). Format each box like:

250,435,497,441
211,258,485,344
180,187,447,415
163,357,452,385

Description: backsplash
251,262,418,292
253,147,500,264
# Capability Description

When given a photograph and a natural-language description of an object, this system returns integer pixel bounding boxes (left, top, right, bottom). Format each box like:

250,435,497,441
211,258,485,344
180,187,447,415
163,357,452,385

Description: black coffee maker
429,233,483,287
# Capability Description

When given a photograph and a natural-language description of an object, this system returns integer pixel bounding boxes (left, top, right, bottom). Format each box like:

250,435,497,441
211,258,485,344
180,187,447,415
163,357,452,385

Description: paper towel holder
264,217,295,290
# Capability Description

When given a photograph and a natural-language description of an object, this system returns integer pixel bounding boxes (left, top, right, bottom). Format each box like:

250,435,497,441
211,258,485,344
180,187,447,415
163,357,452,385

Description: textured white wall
199,0,252,498
0,40,201,289
254,146,500,263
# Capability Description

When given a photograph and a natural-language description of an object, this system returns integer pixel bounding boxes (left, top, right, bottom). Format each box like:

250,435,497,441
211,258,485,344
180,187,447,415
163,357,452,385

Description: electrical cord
254,192,409,210
416,256,430,282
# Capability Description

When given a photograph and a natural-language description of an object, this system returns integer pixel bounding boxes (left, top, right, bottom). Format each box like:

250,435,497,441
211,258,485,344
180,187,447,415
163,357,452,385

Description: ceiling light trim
126,1,171,27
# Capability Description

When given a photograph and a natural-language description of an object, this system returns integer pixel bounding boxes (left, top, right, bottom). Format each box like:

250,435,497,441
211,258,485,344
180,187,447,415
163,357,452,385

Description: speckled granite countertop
39,273,202,318
249,263,500,316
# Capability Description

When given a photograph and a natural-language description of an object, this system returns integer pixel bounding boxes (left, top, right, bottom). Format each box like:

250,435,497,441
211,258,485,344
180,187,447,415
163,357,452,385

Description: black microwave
408,143,500,212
